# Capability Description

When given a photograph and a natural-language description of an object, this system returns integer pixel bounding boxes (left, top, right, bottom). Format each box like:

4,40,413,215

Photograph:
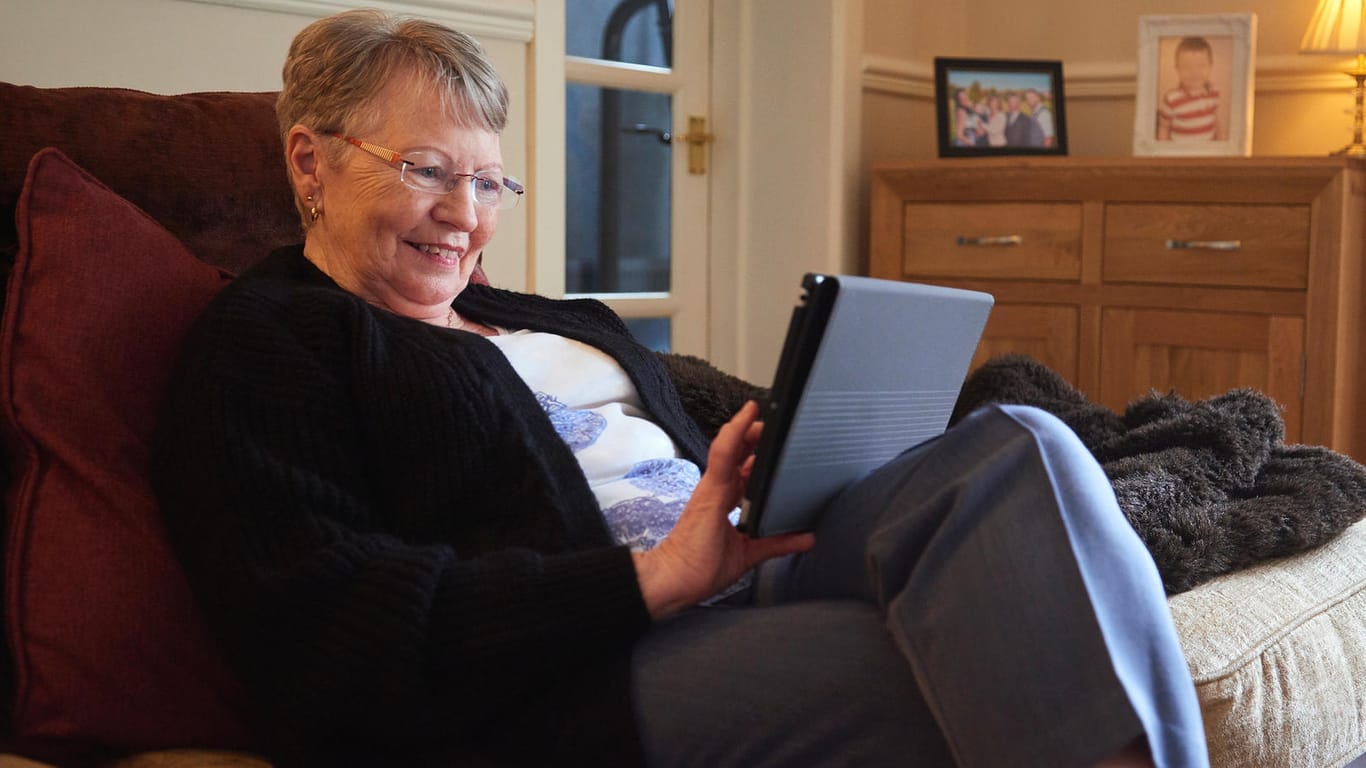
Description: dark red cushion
0,148,253,762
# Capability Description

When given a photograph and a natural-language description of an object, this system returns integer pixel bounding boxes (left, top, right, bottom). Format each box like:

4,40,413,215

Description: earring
306,195,321,222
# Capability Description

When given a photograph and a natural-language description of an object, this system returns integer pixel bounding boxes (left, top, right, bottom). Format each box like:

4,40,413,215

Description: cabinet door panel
971,304,1079,385
901,203,1082,281
1100,308,1303,440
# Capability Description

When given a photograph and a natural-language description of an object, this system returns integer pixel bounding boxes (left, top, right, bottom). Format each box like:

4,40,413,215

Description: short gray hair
277,9,509,224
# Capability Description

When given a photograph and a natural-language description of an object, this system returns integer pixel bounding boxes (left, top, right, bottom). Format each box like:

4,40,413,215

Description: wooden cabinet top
870,156,1366,204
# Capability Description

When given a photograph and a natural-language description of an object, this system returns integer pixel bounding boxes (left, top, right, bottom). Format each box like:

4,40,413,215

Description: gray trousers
631,405,1208,767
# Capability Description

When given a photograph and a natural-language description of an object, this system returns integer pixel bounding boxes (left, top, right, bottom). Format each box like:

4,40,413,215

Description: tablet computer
738,274,993,537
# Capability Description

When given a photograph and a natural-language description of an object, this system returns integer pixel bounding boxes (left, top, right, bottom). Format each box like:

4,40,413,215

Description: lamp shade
1302,0,1366,54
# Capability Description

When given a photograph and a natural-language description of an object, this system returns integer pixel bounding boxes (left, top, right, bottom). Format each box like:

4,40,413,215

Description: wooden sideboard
868,157,1365,463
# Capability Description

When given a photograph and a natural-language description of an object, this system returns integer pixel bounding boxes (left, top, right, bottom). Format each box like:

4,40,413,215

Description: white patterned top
485,330,706,553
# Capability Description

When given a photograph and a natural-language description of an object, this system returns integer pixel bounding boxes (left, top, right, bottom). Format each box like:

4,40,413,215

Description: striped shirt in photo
1159,87,1219,141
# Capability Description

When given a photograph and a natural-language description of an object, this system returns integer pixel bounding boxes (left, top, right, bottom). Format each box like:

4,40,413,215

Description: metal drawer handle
1164,239,1242,251
956,235,1023,247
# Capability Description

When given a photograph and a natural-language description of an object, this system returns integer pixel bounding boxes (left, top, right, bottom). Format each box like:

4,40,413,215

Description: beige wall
862,0,1352,163
0,0,298,93
711,0,865,381
866,0,1312,61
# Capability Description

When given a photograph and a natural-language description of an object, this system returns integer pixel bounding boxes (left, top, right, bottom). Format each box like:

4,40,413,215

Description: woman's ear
285,125,324,198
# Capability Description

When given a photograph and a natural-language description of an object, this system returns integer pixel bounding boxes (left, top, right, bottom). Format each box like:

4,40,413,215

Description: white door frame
530,0,863,377
553,0,712,357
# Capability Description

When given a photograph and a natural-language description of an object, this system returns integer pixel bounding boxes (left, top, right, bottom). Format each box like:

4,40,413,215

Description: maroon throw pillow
0,149,253,761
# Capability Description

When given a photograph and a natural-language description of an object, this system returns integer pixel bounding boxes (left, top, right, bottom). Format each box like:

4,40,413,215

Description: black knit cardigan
152,246,713,767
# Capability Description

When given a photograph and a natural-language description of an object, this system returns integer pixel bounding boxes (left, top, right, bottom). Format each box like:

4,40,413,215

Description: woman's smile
407,239,464,267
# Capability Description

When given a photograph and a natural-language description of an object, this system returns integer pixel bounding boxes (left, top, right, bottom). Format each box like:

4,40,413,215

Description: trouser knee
959,403,1094,470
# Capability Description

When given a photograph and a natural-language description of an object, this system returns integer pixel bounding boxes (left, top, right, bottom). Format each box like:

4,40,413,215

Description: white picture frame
1133,13,1257,157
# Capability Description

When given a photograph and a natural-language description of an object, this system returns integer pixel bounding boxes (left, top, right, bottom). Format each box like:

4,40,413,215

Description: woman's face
306,70,503,319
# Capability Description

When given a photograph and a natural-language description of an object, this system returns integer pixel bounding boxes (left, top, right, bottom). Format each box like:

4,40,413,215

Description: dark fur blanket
661,351,1366,595
658,352,768,439
951,355,1366,594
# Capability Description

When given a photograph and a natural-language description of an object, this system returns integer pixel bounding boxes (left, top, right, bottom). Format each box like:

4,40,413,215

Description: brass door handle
673,116,713,174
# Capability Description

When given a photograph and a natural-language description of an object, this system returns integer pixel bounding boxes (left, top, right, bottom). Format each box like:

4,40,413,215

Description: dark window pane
566,83,672,294
624,317,671,352
566,0,673,68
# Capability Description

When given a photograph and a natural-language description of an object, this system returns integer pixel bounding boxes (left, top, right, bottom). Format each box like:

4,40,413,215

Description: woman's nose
433,181,480,230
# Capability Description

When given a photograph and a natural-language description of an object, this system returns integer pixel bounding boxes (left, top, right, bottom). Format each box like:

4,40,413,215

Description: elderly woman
152,9,1208,768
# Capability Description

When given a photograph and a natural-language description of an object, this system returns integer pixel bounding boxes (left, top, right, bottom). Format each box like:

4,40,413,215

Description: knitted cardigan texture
152,246,710,766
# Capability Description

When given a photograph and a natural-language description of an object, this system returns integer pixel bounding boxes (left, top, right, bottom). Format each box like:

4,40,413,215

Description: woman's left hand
632,401,815,619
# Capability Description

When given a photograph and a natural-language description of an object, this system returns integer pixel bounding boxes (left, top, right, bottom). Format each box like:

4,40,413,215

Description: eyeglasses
326,132,525,210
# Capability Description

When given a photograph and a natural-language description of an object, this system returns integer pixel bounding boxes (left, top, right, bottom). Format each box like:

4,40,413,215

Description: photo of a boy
1133,15,1254,157
1156,36,1227,141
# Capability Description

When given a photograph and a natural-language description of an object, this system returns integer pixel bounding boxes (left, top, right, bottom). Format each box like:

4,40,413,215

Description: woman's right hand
632,401,815,620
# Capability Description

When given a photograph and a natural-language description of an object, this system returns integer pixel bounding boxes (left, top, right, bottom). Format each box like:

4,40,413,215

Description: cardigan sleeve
151,277,651,758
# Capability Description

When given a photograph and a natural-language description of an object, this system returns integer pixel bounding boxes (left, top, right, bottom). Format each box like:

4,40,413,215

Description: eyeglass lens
399,152,520,209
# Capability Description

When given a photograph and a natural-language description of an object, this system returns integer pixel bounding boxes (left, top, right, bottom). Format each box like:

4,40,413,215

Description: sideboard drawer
1103,203,1310,289
900,202,1082,281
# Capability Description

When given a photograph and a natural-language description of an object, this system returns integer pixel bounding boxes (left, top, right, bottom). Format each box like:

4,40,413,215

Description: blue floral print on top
625,458,701,497
593,459,699,550
601,496,687,551
537,392,606,452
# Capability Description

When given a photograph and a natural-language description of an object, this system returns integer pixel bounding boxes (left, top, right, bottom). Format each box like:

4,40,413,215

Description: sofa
1,80,1364,767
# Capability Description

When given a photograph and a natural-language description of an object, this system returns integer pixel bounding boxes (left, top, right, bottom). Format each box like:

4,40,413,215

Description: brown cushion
0,82,491,286
0,82,297,276
0,148,252,762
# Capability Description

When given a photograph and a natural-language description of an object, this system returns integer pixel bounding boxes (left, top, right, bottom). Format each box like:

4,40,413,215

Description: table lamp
1301,0,1366,155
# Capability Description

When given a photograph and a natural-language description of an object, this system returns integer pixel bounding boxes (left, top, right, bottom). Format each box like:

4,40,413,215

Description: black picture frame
934,57,1068,157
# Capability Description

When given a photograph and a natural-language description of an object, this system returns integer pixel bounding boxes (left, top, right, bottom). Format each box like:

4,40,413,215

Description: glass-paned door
565,0,710,355
565,83,671,294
